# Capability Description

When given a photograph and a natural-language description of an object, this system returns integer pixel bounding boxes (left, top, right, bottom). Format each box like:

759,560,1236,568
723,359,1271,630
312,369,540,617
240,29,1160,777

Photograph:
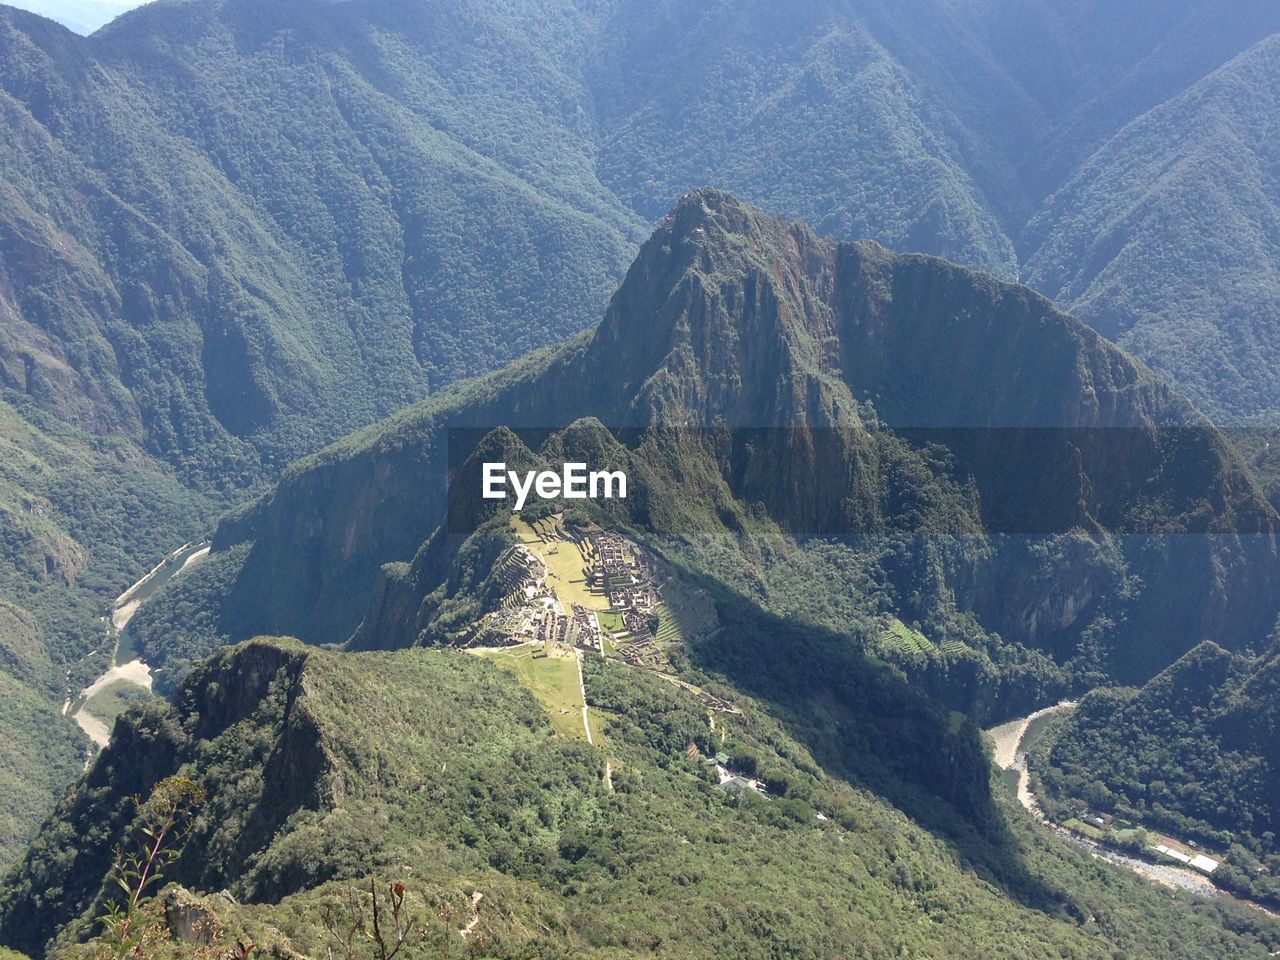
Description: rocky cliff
207,191,1279,686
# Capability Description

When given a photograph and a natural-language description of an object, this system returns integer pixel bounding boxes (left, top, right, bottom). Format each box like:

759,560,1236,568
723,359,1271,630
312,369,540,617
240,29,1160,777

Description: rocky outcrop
214,192,1279,681
162,886,234,946
0,639,335,956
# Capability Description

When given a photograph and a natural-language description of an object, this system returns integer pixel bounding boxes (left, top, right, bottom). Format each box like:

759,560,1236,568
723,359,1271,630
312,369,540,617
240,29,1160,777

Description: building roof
1154,844,1192,865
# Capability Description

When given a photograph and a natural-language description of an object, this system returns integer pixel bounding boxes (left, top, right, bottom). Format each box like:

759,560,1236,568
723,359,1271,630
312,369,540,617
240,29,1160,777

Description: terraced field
652,577,718,646
879,619,932,658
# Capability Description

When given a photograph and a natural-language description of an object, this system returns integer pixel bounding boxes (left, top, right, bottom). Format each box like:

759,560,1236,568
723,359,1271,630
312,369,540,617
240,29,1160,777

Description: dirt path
576,651,593,745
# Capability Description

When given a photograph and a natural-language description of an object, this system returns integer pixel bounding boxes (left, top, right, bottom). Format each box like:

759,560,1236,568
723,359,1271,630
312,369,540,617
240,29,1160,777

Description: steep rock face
212,192,1279,678
0,639,328,956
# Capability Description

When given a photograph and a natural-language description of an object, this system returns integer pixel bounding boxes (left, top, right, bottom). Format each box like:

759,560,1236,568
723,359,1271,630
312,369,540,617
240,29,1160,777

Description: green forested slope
6,0,1280,922
3,636,1278,959
1039,641,1280,903
0,0,645,859
0,0,644,481
1025,35,1280,424
964,0,1280,190
587,0,1029,274
150,194,1280,724
8,0,1280,483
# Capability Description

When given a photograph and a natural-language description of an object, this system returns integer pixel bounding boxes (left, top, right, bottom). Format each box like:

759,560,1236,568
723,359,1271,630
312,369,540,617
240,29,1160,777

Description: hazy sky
5,0,147,35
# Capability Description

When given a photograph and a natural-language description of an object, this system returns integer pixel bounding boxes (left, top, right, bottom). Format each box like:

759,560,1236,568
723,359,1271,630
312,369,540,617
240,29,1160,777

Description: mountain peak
670,185,749,215
657,187,796,250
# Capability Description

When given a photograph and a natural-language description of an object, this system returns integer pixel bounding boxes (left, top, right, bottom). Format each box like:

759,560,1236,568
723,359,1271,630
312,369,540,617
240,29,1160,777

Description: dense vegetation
0,670,82,872
4,0,1280,874
1036,640,1280,905
4,0,1280,490
3,637,1279,959
4,0,1280,950
1023,32,1280,425
204,194,1280,725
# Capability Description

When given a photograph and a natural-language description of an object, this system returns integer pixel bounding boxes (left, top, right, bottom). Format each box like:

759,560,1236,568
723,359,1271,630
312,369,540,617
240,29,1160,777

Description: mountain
130,193,1280,716
1037,639,1280,906
6,0,1280,490
0,0,646,861
3,0,1279,653
0,0,643,484
1024,33,1280,425
5,636,1280,960
8,193,1280,958
965,0,1280,191
5,0,1280,904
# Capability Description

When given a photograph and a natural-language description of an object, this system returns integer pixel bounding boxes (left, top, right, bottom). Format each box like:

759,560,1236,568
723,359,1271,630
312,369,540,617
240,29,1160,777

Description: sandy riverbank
72,541,209,751
986,703,1239,901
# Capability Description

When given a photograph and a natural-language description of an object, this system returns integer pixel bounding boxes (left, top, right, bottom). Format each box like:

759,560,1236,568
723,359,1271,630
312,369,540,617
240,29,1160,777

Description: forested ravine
64,542,210,748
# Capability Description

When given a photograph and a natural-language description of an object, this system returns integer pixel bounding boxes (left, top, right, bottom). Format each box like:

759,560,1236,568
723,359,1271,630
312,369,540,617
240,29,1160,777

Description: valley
988,703,1280,917
2,2,1280,953
63,541,209,748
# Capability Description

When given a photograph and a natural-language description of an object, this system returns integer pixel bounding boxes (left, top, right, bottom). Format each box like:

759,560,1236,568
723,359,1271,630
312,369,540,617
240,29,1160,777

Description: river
986,703,1279,913
65,541,211,748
